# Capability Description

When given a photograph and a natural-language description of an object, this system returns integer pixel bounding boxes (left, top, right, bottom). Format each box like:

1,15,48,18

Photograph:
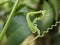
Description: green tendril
26,10,47,44
26,10,46,33
0,0,20,41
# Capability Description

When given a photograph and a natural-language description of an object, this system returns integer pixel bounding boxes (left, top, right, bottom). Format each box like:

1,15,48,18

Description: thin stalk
0,0,20,41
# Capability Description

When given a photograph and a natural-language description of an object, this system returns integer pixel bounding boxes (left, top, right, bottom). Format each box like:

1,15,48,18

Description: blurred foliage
0,0,60,45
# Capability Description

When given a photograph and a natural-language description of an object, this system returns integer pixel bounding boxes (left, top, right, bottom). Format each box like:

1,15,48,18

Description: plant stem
0,0,19,41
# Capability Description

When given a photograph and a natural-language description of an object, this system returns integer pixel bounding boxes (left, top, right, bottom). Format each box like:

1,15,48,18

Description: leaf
37,1,55,34
49,0,59,21
6,15,32,45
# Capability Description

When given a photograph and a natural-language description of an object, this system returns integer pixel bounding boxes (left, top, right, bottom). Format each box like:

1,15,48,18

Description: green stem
0,0,19,41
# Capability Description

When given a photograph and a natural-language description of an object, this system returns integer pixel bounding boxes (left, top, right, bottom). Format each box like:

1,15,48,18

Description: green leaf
49,0,59,21
37,1,55,34
6,15,32,45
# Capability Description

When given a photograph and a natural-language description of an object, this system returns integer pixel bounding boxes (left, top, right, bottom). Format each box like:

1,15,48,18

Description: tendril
26,10,46,33
26,10,47,44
